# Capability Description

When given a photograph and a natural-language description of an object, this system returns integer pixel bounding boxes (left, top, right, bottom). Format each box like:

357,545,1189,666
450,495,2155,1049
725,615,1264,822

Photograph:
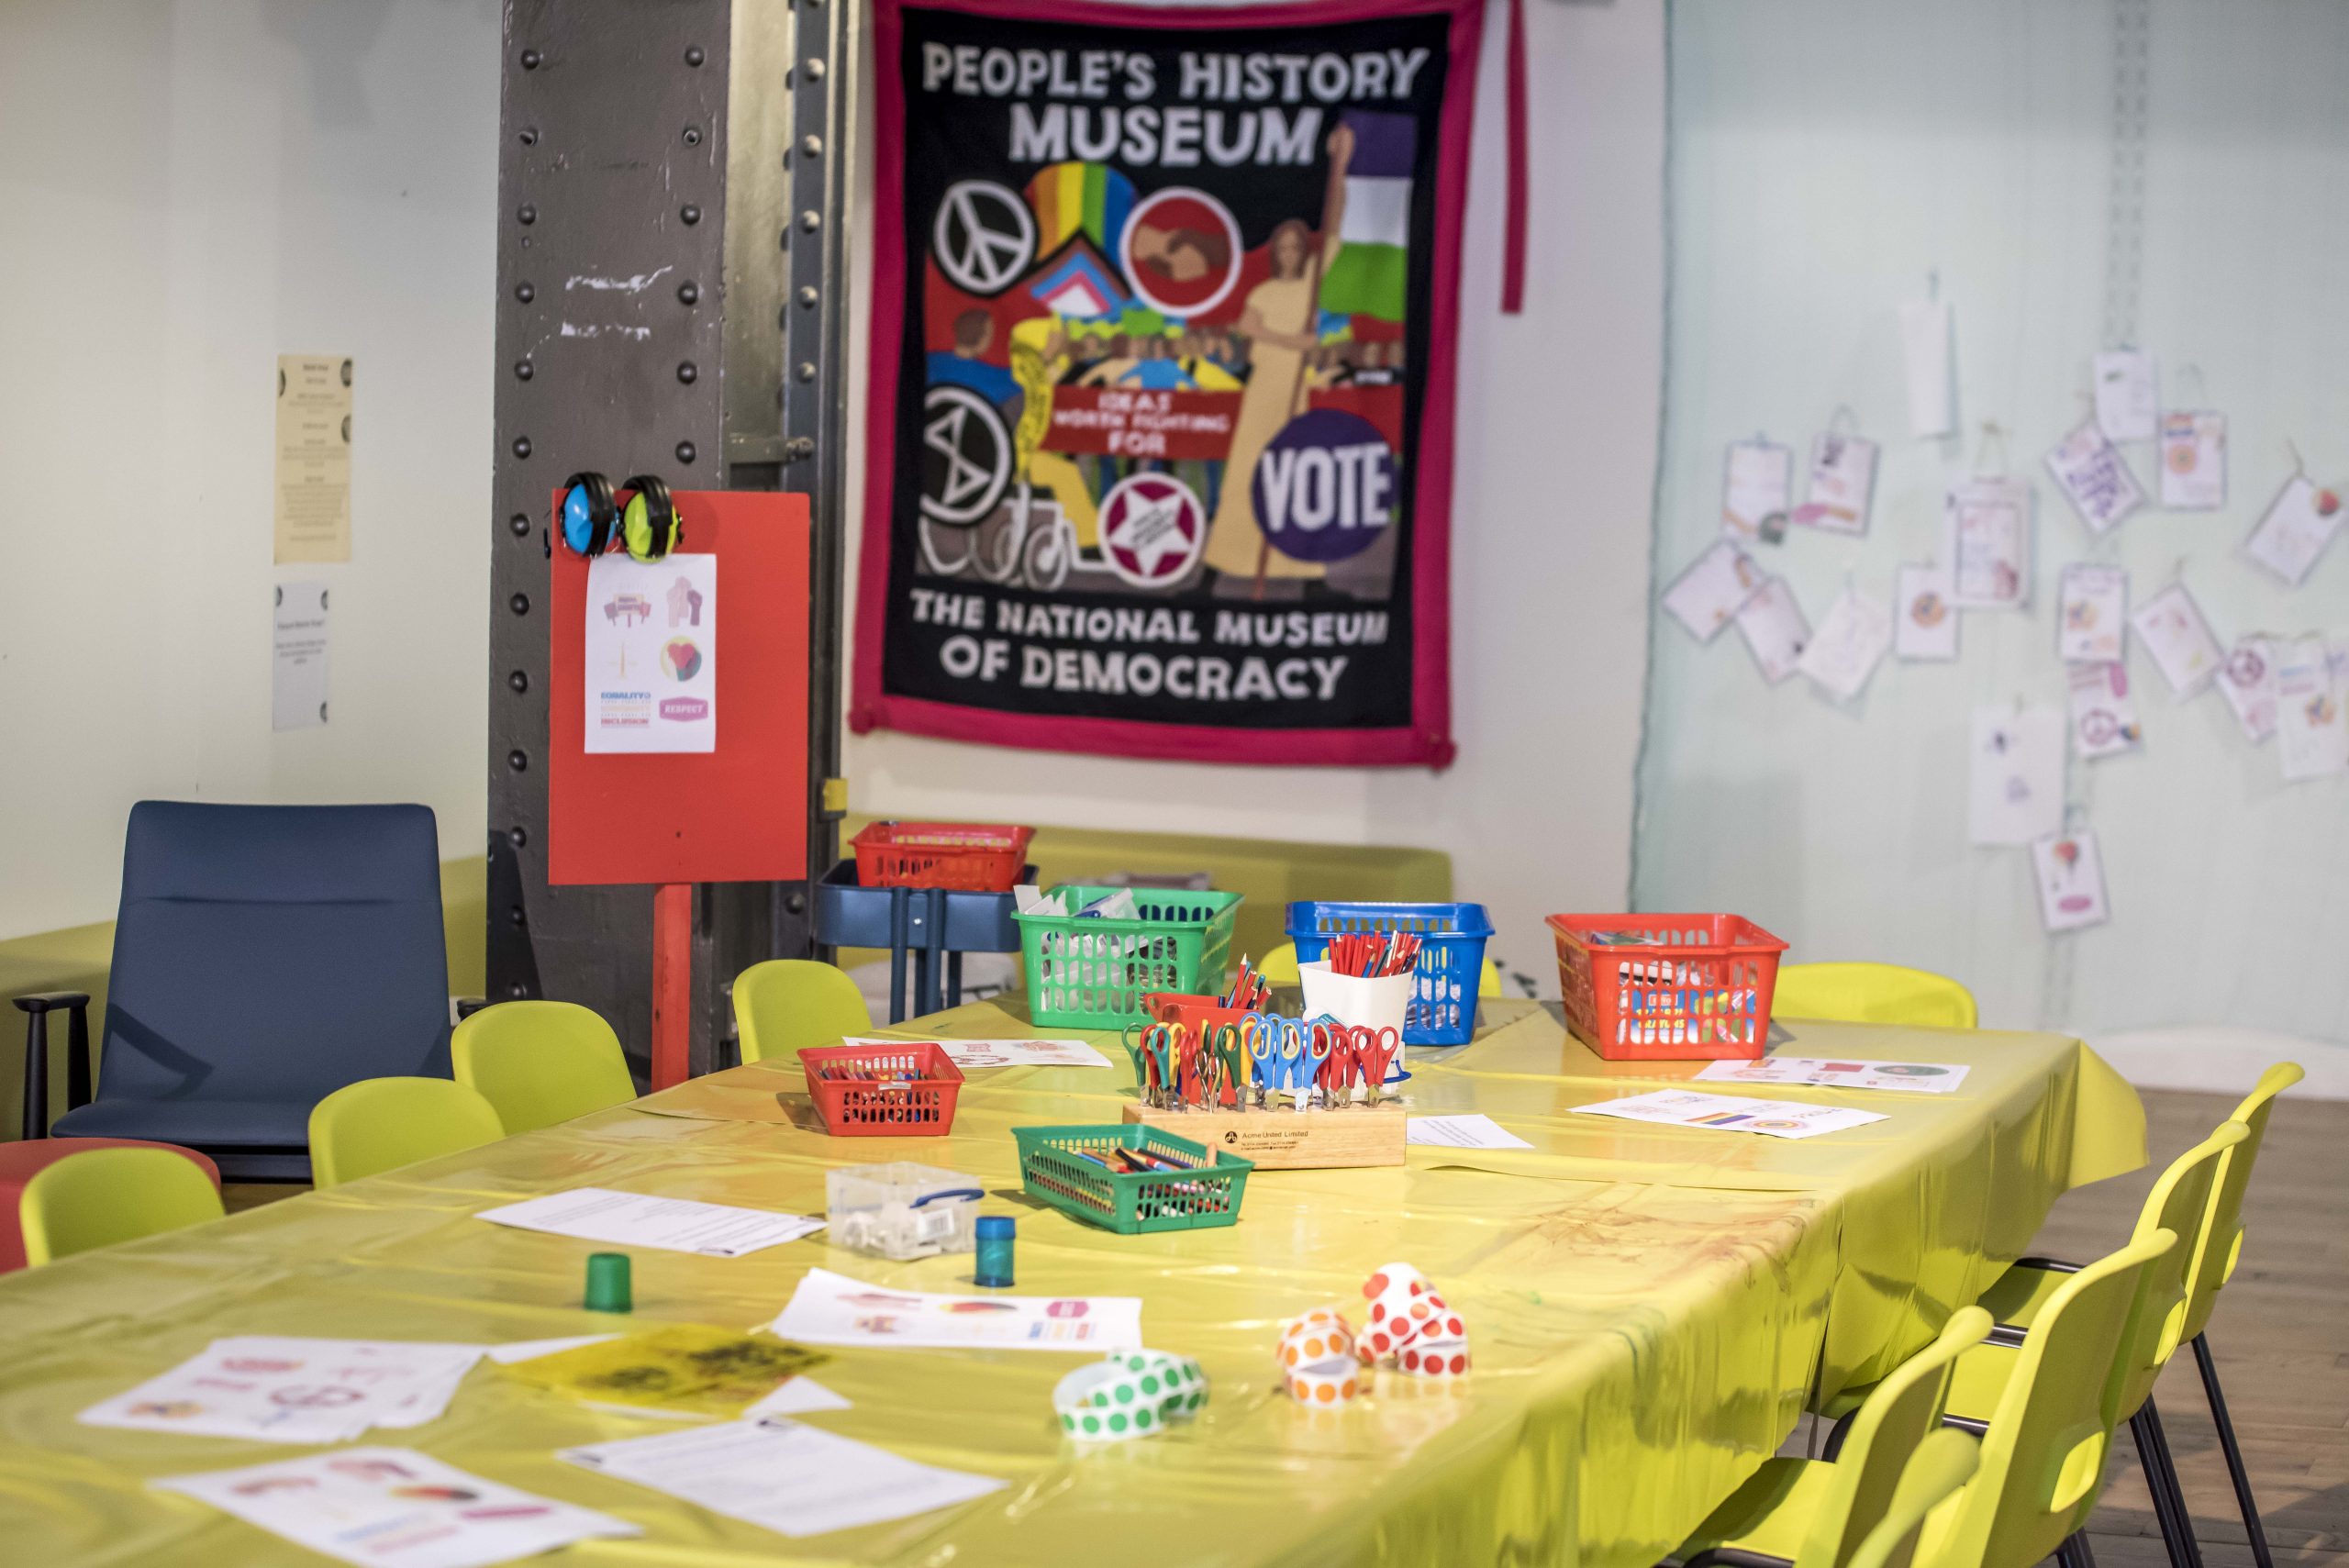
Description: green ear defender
618,474,682,562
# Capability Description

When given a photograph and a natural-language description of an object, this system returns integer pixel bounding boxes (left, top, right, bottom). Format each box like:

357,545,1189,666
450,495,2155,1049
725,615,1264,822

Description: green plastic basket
1012,1124,1252,1234
1011,885,1244,1029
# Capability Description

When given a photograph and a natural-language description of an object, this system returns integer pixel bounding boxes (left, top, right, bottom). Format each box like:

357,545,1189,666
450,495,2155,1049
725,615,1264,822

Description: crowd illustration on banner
1661,316,2348,939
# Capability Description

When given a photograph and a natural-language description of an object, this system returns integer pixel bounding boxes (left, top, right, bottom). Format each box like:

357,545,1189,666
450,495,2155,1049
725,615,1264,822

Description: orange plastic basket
1142,991,1258,1038
799,1041,964,1136
850,821,1036,893
1545,914,1787,1061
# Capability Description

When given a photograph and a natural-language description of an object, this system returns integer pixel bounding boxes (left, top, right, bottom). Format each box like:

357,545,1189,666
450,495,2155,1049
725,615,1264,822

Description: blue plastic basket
1285,901,1495,1046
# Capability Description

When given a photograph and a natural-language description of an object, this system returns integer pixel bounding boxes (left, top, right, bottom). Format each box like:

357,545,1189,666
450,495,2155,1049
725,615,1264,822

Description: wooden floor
228,1088,2348,1565
2038,1087,2349,1567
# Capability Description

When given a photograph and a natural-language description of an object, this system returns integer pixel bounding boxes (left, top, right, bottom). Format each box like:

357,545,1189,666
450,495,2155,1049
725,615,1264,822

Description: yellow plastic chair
1258,940,1503,997
1771,963,1977,1030
308,1077,506,1188
1847,1429,1979,1568
20,1146,227,1266
1674,1307,1990,1567
1977,1061,2302,1564
451,1001,637,1134
732,959,872,1065
1904,1229,2176,1568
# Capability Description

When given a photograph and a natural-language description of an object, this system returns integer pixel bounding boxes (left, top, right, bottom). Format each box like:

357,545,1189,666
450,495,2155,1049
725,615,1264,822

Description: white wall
0,0,499,940
841,0,1669,984
1632,0,2349,1092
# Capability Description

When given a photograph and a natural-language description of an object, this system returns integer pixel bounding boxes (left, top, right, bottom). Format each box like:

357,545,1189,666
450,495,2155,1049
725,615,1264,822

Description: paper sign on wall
2032,829,2111,933
2130,583,2223,697
2056,563,2128,663
1969,706,2065,846
272,582,329,731
584,554,717,754
1798,585,1893,703
1893,565,1959,662
2241,474,2343,587
1662,539,1765,642
2045,422,2144,535
1798,433,1877,535
2159,412,2226,510
1722,441,1795,544
1946,477,2032,609
2275,635,2348,782
1734,576,1809,684
2093,350,2157,442
1900,300,1954,437
273,355,353,565
2067,662,2143,761
2216,637,2278,744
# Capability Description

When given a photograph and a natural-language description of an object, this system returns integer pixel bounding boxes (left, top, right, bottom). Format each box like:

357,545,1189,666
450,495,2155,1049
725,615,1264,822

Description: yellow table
0,999,2142,1568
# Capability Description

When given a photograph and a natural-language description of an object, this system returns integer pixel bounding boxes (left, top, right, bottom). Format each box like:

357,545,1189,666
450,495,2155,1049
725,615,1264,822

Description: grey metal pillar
489,0,852,1079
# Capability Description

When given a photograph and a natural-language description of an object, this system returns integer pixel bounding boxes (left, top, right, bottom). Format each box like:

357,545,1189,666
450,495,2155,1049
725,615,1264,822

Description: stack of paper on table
845,1035,1115,1070
155,1448,636,1568
473,1187,824,1256
81,1338,484,1443
562,1418,1006,1539
1571,1089,1887,1140
498,1324,829,1418
1696,1057,1971,1094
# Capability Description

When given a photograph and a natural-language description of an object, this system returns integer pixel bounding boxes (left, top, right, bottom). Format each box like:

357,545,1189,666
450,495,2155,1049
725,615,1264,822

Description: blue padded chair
22,802,452,1181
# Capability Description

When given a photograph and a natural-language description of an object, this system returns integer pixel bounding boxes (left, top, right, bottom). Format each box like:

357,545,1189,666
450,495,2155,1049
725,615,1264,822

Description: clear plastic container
824,1162,986,1261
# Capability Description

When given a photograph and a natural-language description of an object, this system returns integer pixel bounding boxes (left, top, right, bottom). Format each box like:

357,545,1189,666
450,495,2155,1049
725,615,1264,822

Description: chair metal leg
2191,1333,2275,1568
19,1008,47,1141
2142,1397,2206,1568
2057,1531,2099,1568
2131,1407,2199,1568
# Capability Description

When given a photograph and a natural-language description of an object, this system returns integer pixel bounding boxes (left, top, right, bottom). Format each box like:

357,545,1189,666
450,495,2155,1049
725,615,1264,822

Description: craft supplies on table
851,819,1036,892
974,1215,1016,1287
561,1418,1008,1540
81,1338,483,1444
1570,1088,1887,1140
1115,1010,1409,1168
1695,1056,1972,1094
498,1325,829,1418
824,1162,985,1260
474,1187,826,1256
1053,1350,1208,1441
812,856,1030,1023
155,1447,639,1568
1546,913,1787,1060
1286,900,1494,1046
1013,1125,1252,1233
1273,1263,1471,1407
1013,884,1243,1029
800,1041,965,1136
769,1267,1145,1351
584,1251,632,1312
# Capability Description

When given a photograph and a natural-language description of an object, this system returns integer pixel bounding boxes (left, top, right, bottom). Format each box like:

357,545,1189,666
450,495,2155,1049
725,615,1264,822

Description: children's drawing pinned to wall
1944,476,2032,609
2067,662,2143,762
2032,828,2111,934
2129,582,2223,697
1796,429,1876,536
1796,584,1893,705
1721,440,1794,545
2241,474,2343,587
1733,576,1809,684
2056,563,2128,664
1661,539,1765,642
1893,565,1958,662
1968,706,2065,847
2216,637,2278,745
2274,634,2349,783
2158,411,2226,511
2045,421,2144,536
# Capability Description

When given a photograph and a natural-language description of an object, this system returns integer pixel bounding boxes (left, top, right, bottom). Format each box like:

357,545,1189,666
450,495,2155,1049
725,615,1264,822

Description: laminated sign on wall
852,0,1486,767
584,555,718,754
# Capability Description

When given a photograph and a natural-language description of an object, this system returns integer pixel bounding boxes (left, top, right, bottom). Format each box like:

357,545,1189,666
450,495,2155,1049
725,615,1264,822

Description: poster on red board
851,0,1482,768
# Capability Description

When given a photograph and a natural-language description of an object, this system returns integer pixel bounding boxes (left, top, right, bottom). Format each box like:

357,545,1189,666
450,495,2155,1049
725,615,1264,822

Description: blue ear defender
560,472,618,555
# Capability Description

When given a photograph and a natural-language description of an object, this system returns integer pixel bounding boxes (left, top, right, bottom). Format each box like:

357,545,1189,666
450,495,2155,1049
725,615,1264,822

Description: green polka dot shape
1108,1413,1129,1433
1082,1414,1100,1434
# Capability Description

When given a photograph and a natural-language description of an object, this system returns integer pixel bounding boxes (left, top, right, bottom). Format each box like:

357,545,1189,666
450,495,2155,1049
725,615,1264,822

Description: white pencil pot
1297,962,1412,1084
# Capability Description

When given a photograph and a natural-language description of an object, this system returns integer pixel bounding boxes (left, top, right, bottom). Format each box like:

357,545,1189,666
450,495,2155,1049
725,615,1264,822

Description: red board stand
548,490,811,1088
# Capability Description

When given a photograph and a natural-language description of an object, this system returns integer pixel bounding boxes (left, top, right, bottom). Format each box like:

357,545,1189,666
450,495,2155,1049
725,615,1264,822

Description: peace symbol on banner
919,384,1014,526
932,180,1035,297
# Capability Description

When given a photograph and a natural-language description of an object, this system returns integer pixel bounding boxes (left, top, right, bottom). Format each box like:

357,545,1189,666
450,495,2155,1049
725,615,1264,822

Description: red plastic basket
851,821,1036,893
1142,991,1257,1037
799,1041,964,1136
1546,914,1788,1061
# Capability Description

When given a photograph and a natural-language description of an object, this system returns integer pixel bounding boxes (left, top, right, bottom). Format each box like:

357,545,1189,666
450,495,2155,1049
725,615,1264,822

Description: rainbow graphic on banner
1024,162,1137,255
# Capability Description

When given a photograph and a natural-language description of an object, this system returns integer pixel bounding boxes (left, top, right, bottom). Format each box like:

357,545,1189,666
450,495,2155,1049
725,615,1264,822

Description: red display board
549,490,811,886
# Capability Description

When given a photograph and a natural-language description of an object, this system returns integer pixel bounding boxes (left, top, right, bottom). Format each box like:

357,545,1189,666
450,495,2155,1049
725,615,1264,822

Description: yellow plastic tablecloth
0,999,2142,1568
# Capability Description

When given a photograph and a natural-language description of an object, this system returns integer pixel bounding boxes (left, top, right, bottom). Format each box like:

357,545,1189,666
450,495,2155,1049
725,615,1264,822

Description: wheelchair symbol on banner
919,384,1014,527
933,180,1035,297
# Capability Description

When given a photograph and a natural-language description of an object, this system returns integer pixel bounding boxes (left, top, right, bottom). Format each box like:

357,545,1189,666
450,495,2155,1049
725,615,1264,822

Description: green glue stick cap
584,1251,633,1313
